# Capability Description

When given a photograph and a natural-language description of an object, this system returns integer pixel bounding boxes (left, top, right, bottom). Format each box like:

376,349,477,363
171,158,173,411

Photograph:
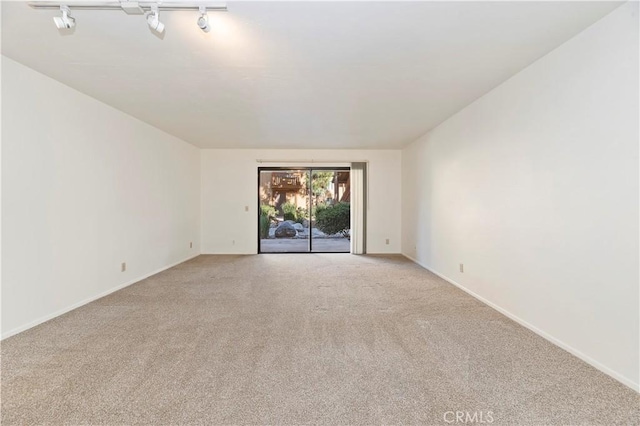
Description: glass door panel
310,169,350,253
259,169,310,253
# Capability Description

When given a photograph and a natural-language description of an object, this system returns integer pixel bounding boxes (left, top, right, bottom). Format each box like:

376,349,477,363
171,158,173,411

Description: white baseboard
402,253,640,393
200,252,256,255
1,254,200,340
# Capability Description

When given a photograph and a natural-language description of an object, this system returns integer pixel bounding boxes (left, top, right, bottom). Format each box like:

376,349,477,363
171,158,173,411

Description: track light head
145,5,165,34
197,6,210,33
53,5,75,29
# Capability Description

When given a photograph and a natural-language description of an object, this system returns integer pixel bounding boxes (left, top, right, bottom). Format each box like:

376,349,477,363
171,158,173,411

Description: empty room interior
1,1,639,424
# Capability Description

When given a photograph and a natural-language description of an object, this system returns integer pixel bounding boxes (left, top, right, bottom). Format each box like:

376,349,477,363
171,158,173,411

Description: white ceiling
1,1,622,149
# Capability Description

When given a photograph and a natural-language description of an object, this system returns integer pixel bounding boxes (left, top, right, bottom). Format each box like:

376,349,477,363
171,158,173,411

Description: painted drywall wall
201,149,401,254
402,2,639,390
1,56,201,338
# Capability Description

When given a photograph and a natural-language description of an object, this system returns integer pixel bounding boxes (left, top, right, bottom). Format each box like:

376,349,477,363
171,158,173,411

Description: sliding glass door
258,167,350,253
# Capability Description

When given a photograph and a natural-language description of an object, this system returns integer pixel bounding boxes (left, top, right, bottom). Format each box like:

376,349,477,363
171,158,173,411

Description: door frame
257,166,351,254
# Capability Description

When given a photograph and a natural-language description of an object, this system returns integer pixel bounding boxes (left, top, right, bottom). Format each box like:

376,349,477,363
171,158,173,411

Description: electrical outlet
459,263,464,273
232,240,235,245
385,238,390,245
121,262,126,272
190,242,193,248
245,206,249,212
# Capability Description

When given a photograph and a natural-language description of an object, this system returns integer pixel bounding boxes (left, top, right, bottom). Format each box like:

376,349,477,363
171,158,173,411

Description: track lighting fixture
30,1,228,36
145,4,164,34
197,6,210,33
53,5,75,29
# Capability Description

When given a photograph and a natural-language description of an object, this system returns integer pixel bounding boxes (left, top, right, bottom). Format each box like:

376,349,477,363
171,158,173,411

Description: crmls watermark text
443,411,494,424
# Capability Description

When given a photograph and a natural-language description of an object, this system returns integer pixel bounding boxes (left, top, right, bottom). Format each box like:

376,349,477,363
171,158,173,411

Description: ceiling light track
28,1,227,12
29,1,226,35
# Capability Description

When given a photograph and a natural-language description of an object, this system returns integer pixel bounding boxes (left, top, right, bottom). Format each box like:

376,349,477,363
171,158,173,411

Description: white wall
1,57,201,338
402,2,639,390
201,149,401,254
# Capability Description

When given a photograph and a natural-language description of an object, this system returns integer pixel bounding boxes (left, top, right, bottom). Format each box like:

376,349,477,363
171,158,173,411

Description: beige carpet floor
1,254,638,425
